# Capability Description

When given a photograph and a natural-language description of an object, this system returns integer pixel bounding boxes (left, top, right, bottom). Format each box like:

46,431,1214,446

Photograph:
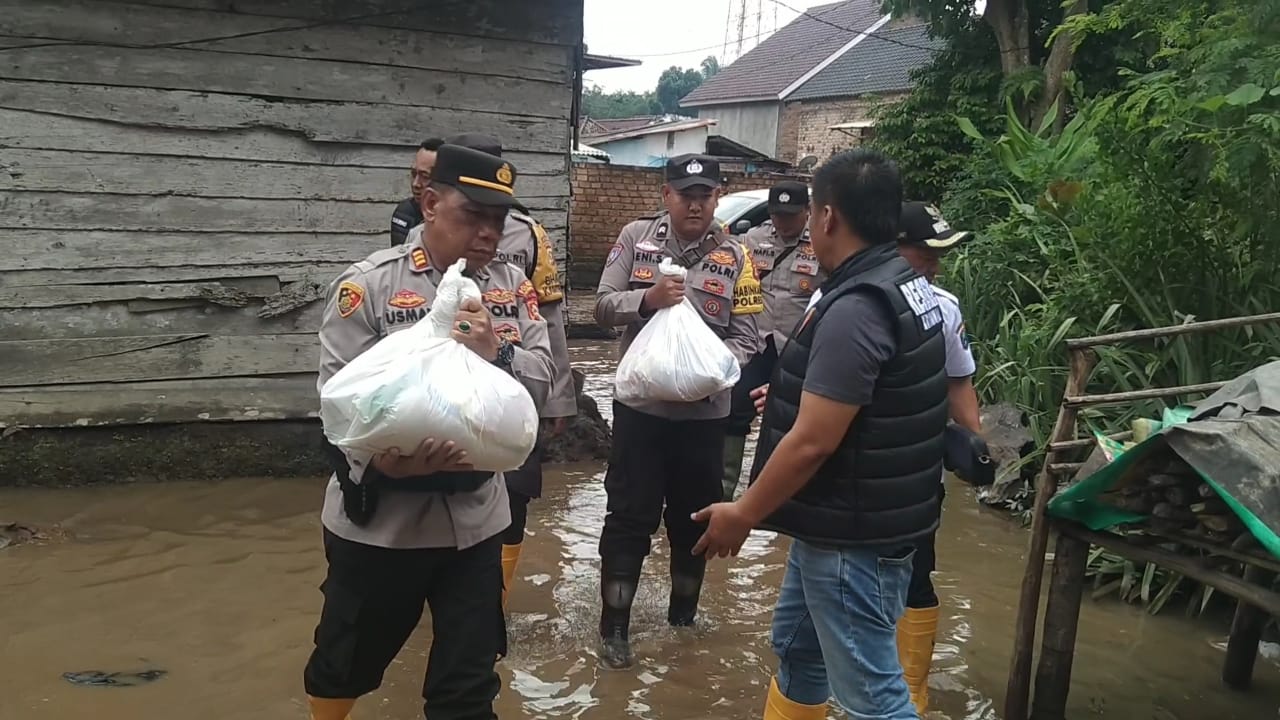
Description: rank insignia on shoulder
410,247,429,272
336,281,365,318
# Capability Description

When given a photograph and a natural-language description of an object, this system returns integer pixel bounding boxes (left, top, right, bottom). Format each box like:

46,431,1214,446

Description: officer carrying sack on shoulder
320,436,492,526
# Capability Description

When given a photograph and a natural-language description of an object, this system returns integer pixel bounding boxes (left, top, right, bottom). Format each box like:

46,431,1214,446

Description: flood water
2,341,1278,720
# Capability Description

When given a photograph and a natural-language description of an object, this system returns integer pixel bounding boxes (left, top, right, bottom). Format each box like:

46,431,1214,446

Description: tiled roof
786,24,942,101
680,0,886,106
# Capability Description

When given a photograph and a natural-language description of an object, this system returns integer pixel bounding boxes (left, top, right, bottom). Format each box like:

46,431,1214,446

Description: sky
582,0,838,93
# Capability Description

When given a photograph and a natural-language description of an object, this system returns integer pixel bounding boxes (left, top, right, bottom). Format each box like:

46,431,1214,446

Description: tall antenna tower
722,0,778,65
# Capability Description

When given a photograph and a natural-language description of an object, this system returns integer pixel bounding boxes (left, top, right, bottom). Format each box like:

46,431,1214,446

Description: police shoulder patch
606,243,624,267
335,280,365,318
531,227,564,303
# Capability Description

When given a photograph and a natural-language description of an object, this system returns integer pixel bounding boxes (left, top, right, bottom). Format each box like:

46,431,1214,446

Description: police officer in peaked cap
402,130,577,612
593,153,763,668
894,199,987,714
722,181,827,501
390,137,443,246
305,144,554,720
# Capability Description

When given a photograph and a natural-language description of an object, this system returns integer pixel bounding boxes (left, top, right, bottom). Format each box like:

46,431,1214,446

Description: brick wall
776,93,907,164
567,162,808,288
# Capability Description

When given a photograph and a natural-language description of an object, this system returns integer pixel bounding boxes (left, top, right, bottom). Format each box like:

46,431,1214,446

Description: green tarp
1047,361,1280,559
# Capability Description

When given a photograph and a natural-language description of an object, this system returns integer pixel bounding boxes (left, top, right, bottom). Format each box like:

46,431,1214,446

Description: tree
655,66,705,114
581,83,660,119
884,0,1094,126
700,56,721,79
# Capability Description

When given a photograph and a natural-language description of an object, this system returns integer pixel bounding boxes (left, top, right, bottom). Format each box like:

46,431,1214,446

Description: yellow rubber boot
763,676,827,720
897,605,939,715
307,696,355,720
501,543,523,610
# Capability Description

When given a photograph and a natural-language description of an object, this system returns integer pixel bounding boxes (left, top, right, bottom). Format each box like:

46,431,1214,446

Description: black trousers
303,529,505,720
503,490,532,545
599,401,726,559
727,338,778,437
906,485,945,609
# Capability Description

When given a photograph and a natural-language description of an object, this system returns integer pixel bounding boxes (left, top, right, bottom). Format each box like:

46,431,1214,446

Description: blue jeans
770,539,919,719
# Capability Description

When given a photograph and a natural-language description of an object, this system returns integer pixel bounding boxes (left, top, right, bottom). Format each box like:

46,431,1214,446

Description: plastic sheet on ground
1048,360,1280,558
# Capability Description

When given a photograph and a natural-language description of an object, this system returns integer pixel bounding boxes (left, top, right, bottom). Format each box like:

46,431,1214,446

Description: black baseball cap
431,144,521,209
899,201,971,249
445,132,503,157
665,154,721,190
768,181,809,215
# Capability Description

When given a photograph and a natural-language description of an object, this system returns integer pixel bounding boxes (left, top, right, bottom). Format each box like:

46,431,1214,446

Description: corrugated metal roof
581,118,716,144
786,24,942,101
680,0,885,107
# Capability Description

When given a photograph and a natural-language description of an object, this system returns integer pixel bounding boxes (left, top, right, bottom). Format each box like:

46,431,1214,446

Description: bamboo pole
1065,312,1280,350
1031,530,1091,720
1222,564,1276,690
1064,381,1226,408
1049,431,1133,452
1062,524,1280,616
1005,349,1096,720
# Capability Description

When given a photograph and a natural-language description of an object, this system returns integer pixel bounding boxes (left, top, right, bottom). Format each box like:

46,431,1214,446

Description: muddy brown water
2,342,1277,720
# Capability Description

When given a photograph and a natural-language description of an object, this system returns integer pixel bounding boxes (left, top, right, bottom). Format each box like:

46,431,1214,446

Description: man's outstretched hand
690,502,755,559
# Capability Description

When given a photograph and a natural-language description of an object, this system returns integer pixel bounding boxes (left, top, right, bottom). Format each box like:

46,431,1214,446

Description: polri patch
897,276,943,332
606,243,623,266
336,281,365,318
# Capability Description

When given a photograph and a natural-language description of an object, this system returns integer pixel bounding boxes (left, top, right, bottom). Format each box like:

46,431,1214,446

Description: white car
714,186,812,236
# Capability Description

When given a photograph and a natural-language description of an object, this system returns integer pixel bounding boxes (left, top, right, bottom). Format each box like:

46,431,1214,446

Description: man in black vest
389,137,444,246
693,148,947,720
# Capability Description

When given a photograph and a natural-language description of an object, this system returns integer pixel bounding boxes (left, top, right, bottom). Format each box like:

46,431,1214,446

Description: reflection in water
1,341,1277,719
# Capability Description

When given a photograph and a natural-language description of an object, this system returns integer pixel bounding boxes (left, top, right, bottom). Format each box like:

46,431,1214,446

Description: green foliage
868,21,1005,201
582,56,721,120
938,0,1280,483
581,84,659,119
656,66,705,115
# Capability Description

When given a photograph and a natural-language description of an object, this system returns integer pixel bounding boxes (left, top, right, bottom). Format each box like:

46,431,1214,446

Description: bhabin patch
410,247,429,272
731,249,764,316
388,289,426,309
531,223,564,303
335,281,365,318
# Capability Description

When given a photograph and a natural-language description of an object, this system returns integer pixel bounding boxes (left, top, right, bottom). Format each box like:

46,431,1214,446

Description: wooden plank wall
0,0,582,429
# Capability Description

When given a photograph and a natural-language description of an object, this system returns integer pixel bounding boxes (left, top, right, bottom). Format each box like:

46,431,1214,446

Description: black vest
749,243,948,547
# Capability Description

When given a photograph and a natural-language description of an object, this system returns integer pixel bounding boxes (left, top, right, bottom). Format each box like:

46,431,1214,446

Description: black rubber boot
667,551,707,627
721,434,748,502
599,555,643,669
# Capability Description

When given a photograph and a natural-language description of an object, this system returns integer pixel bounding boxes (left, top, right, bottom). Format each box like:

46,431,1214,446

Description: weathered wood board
0,0,578,437
0,333,320,386
0,375,320,428
0,86,571,155
0,192,568,232
114,0,582,45
0,46,570,118
0,0,572,83
0,148,569,201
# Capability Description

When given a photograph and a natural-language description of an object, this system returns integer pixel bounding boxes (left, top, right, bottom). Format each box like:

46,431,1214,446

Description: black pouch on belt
321,437,379,526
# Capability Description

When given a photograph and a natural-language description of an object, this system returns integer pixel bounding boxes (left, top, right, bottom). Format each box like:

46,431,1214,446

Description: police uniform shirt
496,212,576,418
389,197,422,247
595,212,763,420
317,227,554,550
743,221,826,351
933,285,976,378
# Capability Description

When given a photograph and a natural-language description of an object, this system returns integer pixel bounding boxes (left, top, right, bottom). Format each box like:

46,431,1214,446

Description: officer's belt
321,436,492,526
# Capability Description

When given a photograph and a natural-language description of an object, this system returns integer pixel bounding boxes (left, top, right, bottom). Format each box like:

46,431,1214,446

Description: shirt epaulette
355,241,412,272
